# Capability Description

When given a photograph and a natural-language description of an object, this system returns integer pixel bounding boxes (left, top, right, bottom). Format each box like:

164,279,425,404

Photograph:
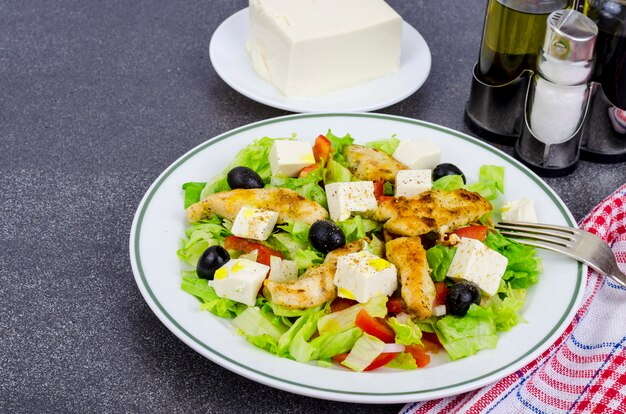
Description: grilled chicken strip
186,188,328,225
374,189,492,237
264,239,366,309
344,144,407,182
385,237,435,319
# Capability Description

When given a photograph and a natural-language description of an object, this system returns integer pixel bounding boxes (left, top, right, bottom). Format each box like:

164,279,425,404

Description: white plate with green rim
129,113,585,404
209,9,431,113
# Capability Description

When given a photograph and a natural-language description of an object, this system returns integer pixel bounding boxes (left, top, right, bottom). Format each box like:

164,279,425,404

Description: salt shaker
516,9,598,176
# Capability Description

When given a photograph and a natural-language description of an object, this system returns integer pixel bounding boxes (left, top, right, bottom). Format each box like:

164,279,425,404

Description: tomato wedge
406,345,431,368
330,297,358,313
373,180,384,199
355,309,395,343
434,282,448,307
451,225,488,241
386,297,404,314
312,134,331,165
298,164,318,178
223,236,283,266
331,351,399,371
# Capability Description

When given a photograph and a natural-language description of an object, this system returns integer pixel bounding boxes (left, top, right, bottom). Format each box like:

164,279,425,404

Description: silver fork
495,221,626,288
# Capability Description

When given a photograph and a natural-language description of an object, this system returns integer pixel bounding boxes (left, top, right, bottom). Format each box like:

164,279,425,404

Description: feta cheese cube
334,251,398,303
269,256,298,282
247,0,402,97
392,139,442,170
432,304,447,317
212,259,269,306
446,238,508,296
395,169,432,197
325,181,378,222
501,198,538,223
231,206,279,241
269,140,315,177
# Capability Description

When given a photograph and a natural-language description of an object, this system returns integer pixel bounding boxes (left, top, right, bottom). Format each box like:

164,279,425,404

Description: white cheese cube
231,206,279,241
247,0,402,97
269,256,298,282
392,139,442,170
446,238,508,296
269,140,315,177
432,305,447,317
334,251,398,303
501,198,538,223
325,181,378,222
395,169,432,197
212,259,270,306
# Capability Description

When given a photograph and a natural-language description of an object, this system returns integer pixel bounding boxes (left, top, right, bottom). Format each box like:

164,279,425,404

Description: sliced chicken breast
344,144,407,182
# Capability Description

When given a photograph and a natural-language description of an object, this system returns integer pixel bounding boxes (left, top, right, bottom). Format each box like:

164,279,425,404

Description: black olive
445,281,481,316
433,163,466,184
196,246,230,280
227,166,264,189
308,220,346,254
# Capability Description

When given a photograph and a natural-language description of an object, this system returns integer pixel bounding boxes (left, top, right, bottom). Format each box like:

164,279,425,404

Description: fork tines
494,221,578,249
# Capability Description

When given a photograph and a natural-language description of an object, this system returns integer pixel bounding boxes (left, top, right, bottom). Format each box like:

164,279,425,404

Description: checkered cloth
400,184,626,414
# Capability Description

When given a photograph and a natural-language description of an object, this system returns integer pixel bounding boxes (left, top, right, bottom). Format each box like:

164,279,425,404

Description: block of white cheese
212,259,270,306
501,198,538,223
231,206,279,241
392,139,442,170
325,181,378,222
269,140,315,177
395,169,432,197
334,251,398,303
269,256,298,282
446,237,508,296
247,0,403,97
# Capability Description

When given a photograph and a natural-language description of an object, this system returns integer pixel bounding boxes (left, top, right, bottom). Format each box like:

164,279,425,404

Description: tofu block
325,181,378,222
269,256,298,282
231,206,279,241
446,238,508,296
334,251,398,303
213,259,270,306
501,198,538,223
269,140,315,177
395,169,432,197
392,139,442,170
247,0,403,97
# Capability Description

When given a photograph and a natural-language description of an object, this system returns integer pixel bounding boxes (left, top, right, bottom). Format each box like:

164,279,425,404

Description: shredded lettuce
364,235,385,257
484,284,527,331
426,245,457,282
326,130,354,166
271,166,327,209
325,159,353,184
364,136,400,155
336,216,381,243
200,137,279,198
341,333,386,371
385,352,418,370
277,306,325,362
310,327,363,360
434,304,498,360
466,165,505,201
182,182,206,208
317,295,388,335
388,316,423,345
485,231,543,289
432,175,465,191
181,273,247,318
176,217,231,266
232,307,289,345
294,249,324,273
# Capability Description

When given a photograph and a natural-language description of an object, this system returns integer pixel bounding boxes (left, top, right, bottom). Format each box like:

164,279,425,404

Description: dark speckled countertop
2,1,624,413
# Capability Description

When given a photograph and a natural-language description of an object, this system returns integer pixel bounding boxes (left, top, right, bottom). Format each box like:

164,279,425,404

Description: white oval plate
129,113,585,404
209,9,432,113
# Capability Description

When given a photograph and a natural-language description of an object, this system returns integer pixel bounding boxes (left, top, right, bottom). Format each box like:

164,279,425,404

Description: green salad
177,131,543,371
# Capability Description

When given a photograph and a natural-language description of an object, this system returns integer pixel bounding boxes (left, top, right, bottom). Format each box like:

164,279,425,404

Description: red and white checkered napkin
400,183,626,414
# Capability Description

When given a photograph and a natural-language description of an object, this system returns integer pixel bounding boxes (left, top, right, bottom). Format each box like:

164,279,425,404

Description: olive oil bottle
478,0,571,85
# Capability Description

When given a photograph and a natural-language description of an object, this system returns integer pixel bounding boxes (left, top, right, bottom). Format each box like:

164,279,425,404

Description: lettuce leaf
277,306,325,362
317,295,388,335
434,304,498,360
432,175,465,191
326,130,354,166
232,307,289,345
341,333,386,372
364,136,400,156
271,166,328,209
325,159,353,184
426,245,457,282
466,165,504,201
176,217,231,266
484,284,527,331
388,316,423,345
310,327,363,360
200,137,279,198
182,182,206,208
337,216,381,243
485,231,543,289
181,274,247,318
385,352,418,370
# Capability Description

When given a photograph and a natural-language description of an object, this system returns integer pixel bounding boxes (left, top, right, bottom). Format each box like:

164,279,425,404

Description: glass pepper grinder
516,9,598,176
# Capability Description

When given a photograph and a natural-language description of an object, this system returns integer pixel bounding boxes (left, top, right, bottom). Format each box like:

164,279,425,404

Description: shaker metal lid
542,9,598,62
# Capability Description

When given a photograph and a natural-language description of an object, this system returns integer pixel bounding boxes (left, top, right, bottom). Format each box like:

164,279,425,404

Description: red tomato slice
451,225,488,241
355,309,395,343
312,135,331,165
386,297,404,314
434,282,448,307
422,332,443,349
406,345,431,368
330,297,358,313
223,236,283,266
378,195,394,204
331,352,399,371
298,164,318,178
373,180,384,199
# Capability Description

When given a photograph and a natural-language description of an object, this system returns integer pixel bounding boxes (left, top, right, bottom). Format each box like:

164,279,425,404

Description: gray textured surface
1,0,624,413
